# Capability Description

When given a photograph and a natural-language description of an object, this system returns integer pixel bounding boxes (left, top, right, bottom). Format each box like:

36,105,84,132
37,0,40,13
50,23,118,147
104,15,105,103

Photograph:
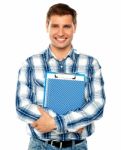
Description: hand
76,127,84,133
31,107,56,133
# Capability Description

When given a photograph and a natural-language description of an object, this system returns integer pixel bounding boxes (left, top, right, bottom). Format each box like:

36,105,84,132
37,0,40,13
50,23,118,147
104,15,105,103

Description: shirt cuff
54,115,67,133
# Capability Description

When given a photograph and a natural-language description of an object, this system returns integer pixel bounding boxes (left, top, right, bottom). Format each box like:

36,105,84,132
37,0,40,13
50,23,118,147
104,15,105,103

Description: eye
64,25,72,28
51,24,59,28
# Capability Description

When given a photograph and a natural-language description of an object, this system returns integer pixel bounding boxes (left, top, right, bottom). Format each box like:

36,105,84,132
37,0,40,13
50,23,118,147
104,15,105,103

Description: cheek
65,29,75,36
49,30,57,37
49,33,55,39
67,32,74,38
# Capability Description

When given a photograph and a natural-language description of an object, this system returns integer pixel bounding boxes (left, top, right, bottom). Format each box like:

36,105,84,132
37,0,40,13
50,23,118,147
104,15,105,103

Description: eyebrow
51,23,72,27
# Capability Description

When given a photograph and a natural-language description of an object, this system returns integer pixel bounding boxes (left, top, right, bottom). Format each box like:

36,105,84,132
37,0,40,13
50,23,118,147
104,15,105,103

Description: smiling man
47,14,76,60
46,4,77,61
16,3,105,150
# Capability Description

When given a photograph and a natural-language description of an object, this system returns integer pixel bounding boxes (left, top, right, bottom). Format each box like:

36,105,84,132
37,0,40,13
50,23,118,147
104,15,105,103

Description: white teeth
56,38,65,41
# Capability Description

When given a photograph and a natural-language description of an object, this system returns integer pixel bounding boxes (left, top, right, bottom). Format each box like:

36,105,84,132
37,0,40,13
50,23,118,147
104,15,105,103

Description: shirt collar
45,46,77,62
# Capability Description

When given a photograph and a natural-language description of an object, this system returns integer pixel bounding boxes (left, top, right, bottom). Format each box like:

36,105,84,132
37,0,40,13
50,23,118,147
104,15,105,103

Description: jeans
28,137,88,150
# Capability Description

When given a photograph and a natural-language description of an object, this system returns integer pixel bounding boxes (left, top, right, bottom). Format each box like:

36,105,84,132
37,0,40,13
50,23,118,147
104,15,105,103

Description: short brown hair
46,3,77,25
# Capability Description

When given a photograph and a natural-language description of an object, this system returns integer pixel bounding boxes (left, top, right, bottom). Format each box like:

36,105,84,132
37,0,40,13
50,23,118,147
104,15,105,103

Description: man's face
46,15,76,51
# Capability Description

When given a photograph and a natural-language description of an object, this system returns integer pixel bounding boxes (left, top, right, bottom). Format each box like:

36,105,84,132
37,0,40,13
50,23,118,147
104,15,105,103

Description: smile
55,37,67,42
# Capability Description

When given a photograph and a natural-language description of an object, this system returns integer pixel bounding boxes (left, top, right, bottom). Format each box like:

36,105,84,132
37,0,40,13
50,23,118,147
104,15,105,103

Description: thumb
38,106,46,115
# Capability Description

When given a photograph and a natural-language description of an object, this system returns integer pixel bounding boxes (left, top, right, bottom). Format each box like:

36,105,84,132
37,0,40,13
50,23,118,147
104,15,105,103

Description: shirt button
61,66,63,68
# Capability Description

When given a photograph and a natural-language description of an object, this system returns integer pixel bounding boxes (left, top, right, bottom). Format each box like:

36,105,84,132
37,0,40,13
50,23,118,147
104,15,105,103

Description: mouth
55,37,67,43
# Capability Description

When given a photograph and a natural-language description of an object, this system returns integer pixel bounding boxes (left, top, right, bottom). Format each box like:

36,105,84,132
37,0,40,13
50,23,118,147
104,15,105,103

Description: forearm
16,59,42,123
16,96,41,123
54,68,106,132
65,98,105,131
54,97,105,133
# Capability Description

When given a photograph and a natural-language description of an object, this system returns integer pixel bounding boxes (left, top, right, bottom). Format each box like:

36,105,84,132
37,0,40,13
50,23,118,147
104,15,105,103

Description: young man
16,3,105,150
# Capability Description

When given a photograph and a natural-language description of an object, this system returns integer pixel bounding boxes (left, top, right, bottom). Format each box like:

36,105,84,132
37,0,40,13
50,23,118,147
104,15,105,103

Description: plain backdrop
0,0,121,149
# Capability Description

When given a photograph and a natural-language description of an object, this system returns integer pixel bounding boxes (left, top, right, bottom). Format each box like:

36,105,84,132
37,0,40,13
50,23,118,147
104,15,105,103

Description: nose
58,27,64,36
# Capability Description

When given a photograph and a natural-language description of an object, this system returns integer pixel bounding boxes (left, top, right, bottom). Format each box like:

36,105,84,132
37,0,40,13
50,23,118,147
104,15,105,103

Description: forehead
48,15,73,24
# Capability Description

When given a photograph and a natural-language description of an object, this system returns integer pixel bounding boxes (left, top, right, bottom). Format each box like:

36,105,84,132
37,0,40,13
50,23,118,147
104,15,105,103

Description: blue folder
43,72,86,115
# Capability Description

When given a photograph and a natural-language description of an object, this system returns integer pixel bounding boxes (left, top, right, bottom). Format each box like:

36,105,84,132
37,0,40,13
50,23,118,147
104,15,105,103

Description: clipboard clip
54,74,76,80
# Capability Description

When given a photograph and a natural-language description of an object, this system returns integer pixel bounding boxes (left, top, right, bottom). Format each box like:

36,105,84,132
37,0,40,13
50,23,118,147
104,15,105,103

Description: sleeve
16,59,41,124
54,58,106,132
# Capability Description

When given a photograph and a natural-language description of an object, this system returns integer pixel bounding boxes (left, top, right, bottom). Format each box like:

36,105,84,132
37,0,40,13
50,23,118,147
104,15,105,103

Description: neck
50,45,72,61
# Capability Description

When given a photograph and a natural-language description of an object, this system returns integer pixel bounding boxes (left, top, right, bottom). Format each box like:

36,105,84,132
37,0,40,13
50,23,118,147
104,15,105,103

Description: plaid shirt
16,47,105,141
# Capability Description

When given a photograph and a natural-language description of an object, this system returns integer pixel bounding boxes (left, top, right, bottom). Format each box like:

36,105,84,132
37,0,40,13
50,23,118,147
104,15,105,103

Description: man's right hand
31,107,56,133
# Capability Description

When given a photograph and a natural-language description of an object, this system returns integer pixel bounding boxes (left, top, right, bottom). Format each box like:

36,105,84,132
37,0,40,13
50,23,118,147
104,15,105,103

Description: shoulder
27,49,46,61
21,49,47,68
74,50,101,69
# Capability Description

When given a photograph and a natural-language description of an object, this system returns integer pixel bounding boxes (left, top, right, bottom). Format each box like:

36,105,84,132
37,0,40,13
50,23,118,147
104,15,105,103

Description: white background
0,0,121,149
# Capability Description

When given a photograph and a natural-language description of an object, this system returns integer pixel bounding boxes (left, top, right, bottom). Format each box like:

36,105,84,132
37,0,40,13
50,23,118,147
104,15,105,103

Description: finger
35,125,40,131
77,127,84,133
31,121,37,127
34,125,43,132
38,106,46,115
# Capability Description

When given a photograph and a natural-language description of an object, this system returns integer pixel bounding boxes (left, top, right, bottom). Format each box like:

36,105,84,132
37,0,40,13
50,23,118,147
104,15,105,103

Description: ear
46,19,49,32
74,24,77,33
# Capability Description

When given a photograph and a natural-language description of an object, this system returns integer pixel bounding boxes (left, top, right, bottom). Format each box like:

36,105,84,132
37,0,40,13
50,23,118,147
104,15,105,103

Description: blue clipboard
43,72,86,115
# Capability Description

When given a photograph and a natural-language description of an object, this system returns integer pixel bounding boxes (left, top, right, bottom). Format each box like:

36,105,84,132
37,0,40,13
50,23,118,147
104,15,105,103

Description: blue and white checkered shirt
16,47,105,141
